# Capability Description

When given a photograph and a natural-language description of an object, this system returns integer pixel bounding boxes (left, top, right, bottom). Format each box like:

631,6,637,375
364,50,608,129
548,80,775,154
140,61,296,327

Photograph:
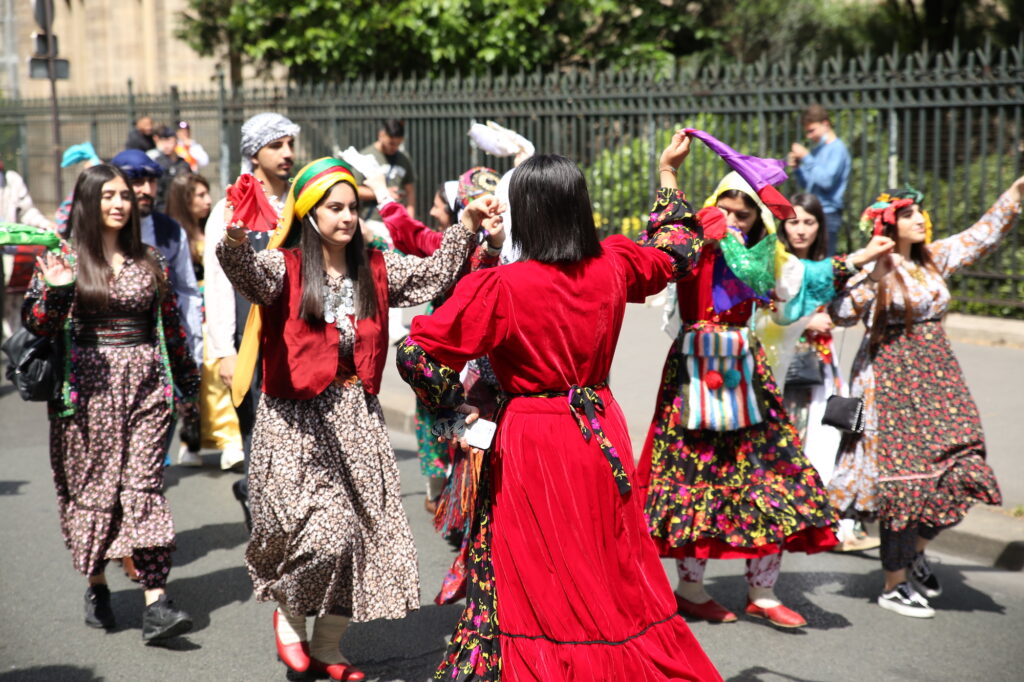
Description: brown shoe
424,496,438,515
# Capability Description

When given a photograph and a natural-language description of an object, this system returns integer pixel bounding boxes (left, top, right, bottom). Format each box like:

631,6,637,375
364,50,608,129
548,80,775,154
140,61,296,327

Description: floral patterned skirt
415,400,451,479
870,321,1001,531
50,344,175,575
245,382,420,620
638,332,838,559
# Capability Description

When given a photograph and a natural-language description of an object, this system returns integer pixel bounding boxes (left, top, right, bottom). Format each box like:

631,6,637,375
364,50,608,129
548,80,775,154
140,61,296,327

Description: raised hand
461,196,506,233
1007,174,1024,203
36,251,74,286
481,214,505,249
849,235,895,268
659,129,692,172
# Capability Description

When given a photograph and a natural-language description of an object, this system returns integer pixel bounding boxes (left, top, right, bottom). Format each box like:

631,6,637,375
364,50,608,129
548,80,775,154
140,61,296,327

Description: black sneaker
84,584,116,629
910,551,942,598
142,595,193,642
232,478,252,533
877,582,935,618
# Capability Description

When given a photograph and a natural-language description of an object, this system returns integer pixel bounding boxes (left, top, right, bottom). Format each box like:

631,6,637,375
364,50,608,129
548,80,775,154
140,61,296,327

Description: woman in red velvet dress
397,142,721,681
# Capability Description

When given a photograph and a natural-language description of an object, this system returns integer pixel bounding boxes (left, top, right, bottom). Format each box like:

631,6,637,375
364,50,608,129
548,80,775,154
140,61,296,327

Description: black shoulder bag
2,325,64,402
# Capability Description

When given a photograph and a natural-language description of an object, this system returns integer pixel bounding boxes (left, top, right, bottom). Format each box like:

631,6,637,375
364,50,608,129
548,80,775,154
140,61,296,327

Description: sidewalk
379,305,1024,571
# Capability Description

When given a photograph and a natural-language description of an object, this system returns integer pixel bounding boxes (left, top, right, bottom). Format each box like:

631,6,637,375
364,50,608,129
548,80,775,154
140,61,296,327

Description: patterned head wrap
858,186,931,242
240,113,300,173
267,157,359,250
455,166,500,211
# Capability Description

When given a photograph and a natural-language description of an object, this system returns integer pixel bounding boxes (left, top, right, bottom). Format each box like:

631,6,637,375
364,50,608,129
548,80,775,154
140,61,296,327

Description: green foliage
178,0,1022,84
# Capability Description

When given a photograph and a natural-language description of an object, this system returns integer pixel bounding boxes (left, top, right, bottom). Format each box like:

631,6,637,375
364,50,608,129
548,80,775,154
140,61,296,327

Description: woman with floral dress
828,177,1023,618
637,137,841,630
23,164,199,642
216,157,485,680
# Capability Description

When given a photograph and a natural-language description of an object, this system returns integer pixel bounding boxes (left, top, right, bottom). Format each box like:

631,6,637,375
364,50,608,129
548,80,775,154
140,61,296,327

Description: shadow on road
0,666,102,681
172,521,249,567
342,602,463,680
104,565,252,637
728,667,828,682
0,480,29,495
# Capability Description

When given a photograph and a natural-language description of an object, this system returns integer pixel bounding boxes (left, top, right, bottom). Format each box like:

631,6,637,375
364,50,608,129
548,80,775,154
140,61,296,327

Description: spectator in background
204,112,299,523
788,104,852,256
148,126,193,213
167,173,243,468
357,119,417,343
125,115,156,152
175,121,210,172
359,119,416,221
1,159,55,342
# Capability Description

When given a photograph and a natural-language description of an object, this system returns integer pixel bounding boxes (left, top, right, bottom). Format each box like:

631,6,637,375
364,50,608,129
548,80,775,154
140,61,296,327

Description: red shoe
274,610,310,672
674,593,738,623
310,657,366,681
744,600,807,628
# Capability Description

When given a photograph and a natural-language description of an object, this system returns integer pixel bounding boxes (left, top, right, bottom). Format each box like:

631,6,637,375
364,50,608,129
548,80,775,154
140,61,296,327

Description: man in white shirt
204,113,299,527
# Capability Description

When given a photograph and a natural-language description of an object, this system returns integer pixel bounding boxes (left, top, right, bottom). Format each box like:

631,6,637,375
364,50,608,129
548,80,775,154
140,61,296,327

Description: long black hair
509,155,602,263
716,189,767,246
780,192,828,261
69,164,166,311
297,182,377,323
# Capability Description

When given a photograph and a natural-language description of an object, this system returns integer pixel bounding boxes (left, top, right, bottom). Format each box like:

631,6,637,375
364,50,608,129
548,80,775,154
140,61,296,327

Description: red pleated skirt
489,389,721,681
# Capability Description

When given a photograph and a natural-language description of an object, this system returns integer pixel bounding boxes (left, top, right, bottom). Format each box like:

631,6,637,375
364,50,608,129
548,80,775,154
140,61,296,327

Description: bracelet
659,165,678,174
224,229,247,246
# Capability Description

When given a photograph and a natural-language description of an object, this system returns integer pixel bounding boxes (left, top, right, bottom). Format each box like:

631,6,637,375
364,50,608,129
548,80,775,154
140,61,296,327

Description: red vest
261,248,390,399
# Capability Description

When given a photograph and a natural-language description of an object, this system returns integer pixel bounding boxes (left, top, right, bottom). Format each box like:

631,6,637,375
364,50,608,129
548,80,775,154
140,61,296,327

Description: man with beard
110,149,203,366
203,113,299,524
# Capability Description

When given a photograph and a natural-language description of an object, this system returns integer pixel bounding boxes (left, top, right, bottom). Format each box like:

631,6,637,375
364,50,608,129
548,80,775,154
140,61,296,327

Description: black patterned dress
22,244,199,582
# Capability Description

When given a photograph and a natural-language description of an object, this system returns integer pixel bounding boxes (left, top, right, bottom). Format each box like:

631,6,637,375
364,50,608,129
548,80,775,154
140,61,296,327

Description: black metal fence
2,37,1022,315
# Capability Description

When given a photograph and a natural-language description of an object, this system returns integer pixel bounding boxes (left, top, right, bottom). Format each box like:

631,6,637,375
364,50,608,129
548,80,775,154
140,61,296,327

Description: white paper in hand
337,146,384,179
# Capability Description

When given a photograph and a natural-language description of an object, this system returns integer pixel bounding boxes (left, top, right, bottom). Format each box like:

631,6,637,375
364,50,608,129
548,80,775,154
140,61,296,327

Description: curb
931,506,1024,571
379,390,1024,572
946,313,1024,349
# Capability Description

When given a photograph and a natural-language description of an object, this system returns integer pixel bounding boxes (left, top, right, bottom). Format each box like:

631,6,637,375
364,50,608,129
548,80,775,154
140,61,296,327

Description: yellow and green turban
267,157,359,250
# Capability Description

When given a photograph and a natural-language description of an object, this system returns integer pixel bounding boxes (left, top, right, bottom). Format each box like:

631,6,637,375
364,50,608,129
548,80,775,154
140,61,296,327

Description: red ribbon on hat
226,174,279,232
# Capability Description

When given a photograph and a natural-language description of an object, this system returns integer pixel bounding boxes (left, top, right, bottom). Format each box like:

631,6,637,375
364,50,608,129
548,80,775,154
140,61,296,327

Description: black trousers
879,522,942,572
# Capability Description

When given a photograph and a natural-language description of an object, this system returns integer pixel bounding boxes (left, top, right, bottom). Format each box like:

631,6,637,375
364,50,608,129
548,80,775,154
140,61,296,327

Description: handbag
682,327,763,431
785,349,824,388
2,325,63,401
822,394,865,433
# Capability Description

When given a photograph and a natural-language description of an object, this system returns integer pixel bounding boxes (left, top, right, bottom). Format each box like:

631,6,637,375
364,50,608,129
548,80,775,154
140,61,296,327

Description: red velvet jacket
261,248,390,399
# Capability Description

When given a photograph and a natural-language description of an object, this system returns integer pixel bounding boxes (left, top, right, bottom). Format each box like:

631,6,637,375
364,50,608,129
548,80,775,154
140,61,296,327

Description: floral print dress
22,245,199,576
827,190,1020,529
216,223,475,620
637,188,838,559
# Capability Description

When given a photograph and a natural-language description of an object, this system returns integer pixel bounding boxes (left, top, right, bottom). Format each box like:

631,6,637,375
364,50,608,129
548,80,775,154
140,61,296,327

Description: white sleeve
203,198,237,358
190,141,210,168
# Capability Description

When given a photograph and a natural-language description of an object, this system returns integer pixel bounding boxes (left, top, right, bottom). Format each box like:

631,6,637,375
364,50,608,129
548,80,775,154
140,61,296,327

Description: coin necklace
323,276,355,327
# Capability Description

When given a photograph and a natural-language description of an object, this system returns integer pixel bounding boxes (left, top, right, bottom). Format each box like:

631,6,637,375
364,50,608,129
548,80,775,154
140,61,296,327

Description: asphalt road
2,386,1023,682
